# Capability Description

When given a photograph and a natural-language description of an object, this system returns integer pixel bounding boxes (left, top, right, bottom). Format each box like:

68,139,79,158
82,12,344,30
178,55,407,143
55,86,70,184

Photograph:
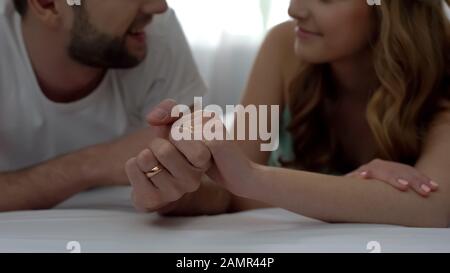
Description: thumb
146,99,180,126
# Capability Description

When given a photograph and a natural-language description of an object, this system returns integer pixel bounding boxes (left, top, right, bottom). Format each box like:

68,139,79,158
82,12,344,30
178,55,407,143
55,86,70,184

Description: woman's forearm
244,164,449,227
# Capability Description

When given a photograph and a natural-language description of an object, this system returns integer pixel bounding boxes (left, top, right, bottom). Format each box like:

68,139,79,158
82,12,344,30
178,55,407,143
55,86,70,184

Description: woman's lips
295,26,322,39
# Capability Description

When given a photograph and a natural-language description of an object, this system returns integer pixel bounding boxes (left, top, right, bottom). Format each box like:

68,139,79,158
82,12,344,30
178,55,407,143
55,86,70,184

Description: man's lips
128,29,146,35
127,31,146,43
126,16,153,43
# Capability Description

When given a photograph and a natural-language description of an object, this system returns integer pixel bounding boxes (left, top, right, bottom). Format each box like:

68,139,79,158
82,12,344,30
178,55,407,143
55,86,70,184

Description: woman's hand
345,159,439,197
174,110,259,198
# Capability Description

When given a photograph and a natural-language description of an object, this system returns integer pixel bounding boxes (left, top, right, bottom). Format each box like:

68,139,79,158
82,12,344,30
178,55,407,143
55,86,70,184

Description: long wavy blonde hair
287,0,450,173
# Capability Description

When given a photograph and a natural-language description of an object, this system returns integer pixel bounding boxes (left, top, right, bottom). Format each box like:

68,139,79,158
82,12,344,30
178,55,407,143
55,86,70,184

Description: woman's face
288,0,376,63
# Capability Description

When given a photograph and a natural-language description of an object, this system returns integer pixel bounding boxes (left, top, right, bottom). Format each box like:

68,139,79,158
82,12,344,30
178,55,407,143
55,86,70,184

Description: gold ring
144,165,164,179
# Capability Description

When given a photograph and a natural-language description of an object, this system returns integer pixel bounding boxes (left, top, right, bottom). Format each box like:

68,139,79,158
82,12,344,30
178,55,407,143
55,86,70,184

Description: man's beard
68,7,146,69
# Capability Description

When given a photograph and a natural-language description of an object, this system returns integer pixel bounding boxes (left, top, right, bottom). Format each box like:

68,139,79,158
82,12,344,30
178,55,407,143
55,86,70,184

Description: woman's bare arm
208,111,450,227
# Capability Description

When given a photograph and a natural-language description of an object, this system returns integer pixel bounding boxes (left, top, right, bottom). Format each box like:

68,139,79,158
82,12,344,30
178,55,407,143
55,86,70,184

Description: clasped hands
125,99,254,213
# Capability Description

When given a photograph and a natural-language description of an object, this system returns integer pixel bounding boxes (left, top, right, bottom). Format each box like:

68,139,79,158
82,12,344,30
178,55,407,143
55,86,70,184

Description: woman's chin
294,50,326,64
294,43,328,64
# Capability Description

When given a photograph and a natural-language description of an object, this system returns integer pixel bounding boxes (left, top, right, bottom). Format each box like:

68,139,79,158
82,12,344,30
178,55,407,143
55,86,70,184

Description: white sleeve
140,9,207,117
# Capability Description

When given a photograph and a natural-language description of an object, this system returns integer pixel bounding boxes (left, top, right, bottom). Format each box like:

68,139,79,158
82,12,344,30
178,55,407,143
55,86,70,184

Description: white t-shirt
0,2,207,171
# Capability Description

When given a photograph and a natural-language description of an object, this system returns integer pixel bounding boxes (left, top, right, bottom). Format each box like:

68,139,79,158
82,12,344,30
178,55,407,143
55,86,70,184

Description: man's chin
125,41,148,65
128,50,147,66
109,47,147,69
96,52,145,69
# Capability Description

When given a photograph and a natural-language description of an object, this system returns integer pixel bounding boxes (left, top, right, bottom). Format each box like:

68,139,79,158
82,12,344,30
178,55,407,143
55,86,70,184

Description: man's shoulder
0,1,25,97
0,1,19,66
0,0,14,17
0,0,7,15
0,0,17,43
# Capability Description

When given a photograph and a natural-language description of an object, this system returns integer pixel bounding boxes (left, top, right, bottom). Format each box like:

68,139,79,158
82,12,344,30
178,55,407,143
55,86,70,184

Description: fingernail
430,181,439,188
360,171,368,177
421,184,431,193
151,108,167,120
397,179,409,186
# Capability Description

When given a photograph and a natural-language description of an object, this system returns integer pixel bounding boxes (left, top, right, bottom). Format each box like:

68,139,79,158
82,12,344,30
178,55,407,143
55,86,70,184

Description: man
0,0,206,211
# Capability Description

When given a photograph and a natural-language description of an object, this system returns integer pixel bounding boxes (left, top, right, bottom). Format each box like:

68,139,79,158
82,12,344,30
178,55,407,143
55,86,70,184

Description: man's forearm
0,147,99,212
0,127,161,212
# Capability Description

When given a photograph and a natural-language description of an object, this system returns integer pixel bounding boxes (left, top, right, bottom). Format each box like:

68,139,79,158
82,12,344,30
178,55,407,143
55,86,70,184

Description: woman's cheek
317,4,373,59
322,20,372,61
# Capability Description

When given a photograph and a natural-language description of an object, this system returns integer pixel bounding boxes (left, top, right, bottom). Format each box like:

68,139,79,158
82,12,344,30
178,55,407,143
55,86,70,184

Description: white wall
168,0,291,107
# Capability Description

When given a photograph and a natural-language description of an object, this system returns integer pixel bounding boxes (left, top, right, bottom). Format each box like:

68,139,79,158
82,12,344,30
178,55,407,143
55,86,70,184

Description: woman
126,0,450,227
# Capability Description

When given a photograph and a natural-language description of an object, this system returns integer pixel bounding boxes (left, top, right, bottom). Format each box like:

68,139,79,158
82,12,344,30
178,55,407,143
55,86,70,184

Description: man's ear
27,0,62,27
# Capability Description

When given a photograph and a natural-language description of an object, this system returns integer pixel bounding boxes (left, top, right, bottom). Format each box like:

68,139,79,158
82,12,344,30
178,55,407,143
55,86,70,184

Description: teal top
268,107,296,167
267,107,344,175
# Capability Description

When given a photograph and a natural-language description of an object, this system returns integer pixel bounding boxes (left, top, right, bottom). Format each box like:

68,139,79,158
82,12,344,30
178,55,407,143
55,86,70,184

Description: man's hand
93,125,169,186
125,136,211,212
126,99,213,213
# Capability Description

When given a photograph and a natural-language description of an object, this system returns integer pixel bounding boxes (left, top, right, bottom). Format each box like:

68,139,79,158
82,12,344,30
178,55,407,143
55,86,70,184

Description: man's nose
141,0,169,15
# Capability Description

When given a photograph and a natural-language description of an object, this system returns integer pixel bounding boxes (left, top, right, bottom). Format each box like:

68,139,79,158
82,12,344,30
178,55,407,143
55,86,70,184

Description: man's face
68,0,168,69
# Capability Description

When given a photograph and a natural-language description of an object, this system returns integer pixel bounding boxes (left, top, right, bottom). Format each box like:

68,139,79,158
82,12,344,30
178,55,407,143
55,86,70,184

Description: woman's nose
288,0,310,20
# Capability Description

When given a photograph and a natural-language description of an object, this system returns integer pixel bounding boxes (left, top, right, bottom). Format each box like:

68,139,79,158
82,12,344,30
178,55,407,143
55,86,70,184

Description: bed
0,186,449,253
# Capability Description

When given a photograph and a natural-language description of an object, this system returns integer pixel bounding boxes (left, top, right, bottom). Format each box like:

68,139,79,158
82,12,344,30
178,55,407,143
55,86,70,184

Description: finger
125,158,161,211
150,138,202,193
169,129,212,171
146,99,180,126
150,174,184,203
414,174,439,191
345,168,370,179
359,170,370,178
429,180,440,191
404,175,434,197
136,148,172,173
135,148,159,184
394,167,436,196
345,171,361,178
366,169,434,197
362,169,410,192
135,148,186,203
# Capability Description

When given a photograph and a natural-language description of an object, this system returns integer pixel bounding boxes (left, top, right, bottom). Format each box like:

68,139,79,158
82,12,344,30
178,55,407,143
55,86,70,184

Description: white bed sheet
0,186,449,253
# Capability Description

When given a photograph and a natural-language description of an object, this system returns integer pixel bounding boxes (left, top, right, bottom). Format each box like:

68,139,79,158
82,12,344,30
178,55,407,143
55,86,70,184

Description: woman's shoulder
264,21,299,67
263,21,302,103
265,21,296,48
